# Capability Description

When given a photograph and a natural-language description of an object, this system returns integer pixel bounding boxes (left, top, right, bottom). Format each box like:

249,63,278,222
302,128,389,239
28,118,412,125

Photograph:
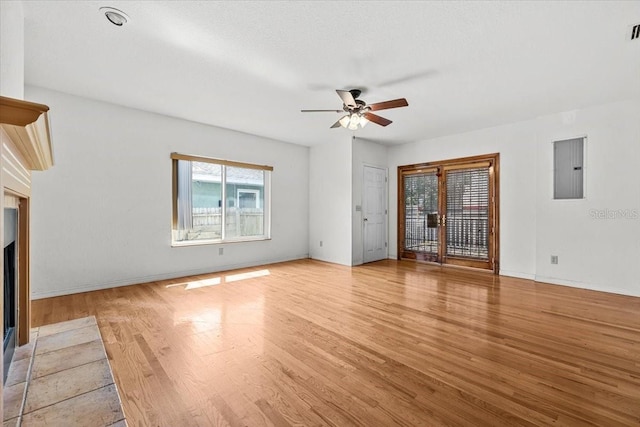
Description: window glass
172,157,270,245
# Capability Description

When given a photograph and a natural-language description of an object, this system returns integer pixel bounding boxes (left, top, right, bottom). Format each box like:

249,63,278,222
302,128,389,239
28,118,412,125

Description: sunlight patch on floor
165,269,270,290
225,269,270,283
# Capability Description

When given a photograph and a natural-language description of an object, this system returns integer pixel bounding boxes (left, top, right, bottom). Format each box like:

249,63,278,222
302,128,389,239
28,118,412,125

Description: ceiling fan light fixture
339,113,368,130
100,7,130,26
348,114,361,130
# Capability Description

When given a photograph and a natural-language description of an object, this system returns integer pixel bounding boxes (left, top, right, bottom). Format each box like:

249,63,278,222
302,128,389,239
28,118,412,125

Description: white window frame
171,153,272,246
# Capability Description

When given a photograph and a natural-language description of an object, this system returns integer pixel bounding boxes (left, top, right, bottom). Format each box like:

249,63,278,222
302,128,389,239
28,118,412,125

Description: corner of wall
0,0,25,99
308,136,353,266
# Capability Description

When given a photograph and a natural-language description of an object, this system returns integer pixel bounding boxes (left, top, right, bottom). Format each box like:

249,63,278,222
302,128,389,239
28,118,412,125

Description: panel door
363,166,388,263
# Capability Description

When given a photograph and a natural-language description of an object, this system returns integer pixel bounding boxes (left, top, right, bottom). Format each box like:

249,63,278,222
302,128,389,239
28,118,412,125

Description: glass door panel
401,170,440,262
445,167,490,262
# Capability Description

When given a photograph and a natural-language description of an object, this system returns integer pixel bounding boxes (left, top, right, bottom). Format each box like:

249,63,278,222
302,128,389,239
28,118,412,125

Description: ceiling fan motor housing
345,99,368,113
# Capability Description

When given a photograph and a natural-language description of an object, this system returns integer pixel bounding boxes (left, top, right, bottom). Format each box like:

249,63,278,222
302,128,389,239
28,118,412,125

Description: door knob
363,218,368,221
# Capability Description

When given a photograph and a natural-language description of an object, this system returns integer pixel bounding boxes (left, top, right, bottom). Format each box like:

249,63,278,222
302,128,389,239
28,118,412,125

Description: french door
398,154,499,272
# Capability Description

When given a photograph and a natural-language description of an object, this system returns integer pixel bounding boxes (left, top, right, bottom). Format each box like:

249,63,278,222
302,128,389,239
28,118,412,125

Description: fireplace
3,208,17,384
1,95,53,390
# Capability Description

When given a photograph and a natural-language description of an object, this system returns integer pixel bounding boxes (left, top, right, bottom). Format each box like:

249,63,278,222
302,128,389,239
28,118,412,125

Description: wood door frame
397,166,439,262
398,153,500,273
3,191,31,347
18,197,30,345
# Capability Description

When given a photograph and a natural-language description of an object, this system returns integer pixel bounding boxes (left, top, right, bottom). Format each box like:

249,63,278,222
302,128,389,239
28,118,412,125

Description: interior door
363,166,387,263
398,154,498,272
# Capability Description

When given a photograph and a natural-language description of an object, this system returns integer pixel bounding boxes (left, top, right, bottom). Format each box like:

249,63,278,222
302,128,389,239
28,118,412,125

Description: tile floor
3,317,126,426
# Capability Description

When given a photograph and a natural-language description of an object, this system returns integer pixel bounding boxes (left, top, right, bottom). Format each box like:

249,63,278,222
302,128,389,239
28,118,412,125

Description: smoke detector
99,7,130,27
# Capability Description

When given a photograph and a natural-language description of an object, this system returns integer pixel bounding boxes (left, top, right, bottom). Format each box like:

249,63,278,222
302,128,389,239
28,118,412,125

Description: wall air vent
632,24,640,41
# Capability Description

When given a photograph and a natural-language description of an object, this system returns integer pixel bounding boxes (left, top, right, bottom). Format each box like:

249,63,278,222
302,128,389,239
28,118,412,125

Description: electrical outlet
319,241,323,247
551,255,558,264
219,247,224,255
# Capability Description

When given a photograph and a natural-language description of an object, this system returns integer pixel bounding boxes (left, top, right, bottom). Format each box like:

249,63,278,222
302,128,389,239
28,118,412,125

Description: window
553,137,585,199
171,153,272,245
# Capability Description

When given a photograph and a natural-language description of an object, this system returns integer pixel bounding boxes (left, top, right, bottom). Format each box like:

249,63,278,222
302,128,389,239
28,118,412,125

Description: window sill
171,236,271,248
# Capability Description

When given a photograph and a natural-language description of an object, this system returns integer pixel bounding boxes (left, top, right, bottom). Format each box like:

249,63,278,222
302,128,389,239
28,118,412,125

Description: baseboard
308,255,352,267
499,270,536,280
534,275,640,297
31,254,310,299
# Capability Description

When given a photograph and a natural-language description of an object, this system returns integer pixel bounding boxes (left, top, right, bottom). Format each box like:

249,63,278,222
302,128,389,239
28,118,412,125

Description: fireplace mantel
0,95,53,172
1,95,54,391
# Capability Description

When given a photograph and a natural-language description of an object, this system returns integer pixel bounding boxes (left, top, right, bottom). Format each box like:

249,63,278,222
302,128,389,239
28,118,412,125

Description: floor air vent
632,24,640,41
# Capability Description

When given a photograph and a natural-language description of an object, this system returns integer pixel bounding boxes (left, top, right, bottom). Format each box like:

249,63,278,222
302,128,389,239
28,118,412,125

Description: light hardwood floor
32,259,640,426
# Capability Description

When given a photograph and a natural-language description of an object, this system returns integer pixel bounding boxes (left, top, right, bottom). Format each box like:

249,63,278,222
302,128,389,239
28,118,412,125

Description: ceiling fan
301,89,408,130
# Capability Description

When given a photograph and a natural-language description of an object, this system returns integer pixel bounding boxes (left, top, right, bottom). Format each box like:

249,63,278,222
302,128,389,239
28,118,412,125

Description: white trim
172,236,271,247
499,270,535,280
221,165,227,240
264,172,271,239
535,275,640,297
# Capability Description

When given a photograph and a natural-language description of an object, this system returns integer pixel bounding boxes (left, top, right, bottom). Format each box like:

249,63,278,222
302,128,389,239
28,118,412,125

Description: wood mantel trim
0,95,53,171
0,96,49,126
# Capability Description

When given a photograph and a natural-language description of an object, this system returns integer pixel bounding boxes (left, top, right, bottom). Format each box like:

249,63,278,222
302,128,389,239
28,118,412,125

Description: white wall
309,136,352,265
534,100,640,296
388,98,640,296
26,86,310,298
0,1,24,99
352,137,388,266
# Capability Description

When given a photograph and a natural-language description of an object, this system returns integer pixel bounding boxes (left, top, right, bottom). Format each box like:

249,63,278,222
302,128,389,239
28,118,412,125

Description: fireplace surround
0,95,53,402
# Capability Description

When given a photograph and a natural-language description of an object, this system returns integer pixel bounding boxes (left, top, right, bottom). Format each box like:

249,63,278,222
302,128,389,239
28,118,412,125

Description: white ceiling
22,1,640,146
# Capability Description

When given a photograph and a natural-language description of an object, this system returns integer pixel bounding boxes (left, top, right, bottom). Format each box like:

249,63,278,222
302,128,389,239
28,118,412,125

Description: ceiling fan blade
364,112,392,127
301,109,343,112
368,98,409,111
331,116,348,128
336,90,357,107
